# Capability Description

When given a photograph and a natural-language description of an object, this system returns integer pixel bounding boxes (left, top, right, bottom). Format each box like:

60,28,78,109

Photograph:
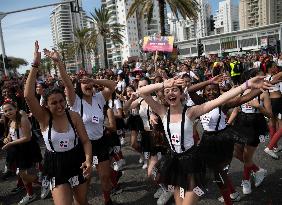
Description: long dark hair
2,101,22,138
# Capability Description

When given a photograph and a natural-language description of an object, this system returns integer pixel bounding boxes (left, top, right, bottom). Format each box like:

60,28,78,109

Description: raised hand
43,48,61,63
164,78,184,89
130,92,139,101
79,77,94,85
211,74,224,84
33,41,41,66
248,76,272,90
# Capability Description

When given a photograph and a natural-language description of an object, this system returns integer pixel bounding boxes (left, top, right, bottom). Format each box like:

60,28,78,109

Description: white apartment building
239,0,282,30
214,0,239,34
50,0,87,73
167,0,211,42
102,0,165,67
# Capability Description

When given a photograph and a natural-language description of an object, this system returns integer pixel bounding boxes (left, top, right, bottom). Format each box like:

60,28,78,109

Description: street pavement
0,137,281,205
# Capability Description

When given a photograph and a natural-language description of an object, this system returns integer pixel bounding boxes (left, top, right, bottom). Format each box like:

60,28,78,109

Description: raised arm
43,49,76,106
24,41,49,124
80,78,116,101
188,76,271,120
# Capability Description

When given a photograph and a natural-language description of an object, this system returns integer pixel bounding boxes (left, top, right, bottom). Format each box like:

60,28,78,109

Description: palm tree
40,57,52,75
72,28,93,69
57,42,70,67
127,0,199,36
88,7,124,69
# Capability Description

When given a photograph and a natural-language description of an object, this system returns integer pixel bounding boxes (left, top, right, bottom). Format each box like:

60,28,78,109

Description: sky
0,0,239,74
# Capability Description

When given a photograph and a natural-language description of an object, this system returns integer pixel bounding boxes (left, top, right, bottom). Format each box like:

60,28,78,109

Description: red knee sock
243,165,252,180
25,183,33,196
226,176,236,194
17,177,24,188
219,188,233,205
112,154,121,162
103,191,111,204
37,163,43,172
118,151,124,159
111,169,118,188
268,125,277,147
250,164,259,173
268,128,282,150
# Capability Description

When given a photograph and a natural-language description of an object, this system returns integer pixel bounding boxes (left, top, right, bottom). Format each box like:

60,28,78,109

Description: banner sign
143,36,174,52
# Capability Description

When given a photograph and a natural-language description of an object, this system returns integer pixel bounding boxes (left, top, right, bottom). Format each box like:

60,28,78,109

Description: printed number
69,176,79,187
193,186,205,196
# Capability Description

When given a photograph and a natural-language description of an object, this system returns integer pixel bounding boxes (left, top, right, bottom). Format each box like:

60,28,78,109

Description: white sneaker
120,137,125,146
41,178,50,199
113,161,120,171
154,187,164,199
139,156,144,164
264,148,279,159
120,159,126,166
273,145,282,153
142,161,148,169
18,194,36,205
241,180,252,195
218,191,241,203
253,168,267,187
157,190,173,205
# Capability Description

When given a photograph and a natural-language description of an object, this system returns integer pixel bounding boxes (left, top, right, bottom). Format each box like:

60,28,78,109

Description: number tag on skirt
42,177,49,187
69,176,79,187
168,185,174,192
193,186,205,196
259,135,265,143
93,156,99,165
180,187,185,199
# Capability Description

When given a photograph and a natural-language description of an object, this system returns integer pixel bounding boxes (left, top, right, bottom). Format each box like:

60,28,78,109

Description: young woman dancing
24,41,92,205
43,47,117,205
138,75,270,205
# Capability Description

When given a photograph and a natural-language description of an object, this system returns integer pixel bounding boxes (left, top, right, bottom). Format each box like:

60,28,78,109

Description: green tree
127,0,199,36
40,57,52,75
88,7,124,69
0,55,28,74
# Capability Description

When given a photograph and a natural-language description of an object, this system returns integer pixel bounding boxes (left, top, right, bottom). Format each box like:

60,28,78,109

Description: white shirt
42,124,77,152
138,99,151,130
200,107,227,131
9,127,24,141
116,81,126,92
108,99,122,114
70,93,106,140
265,75,280,92
241,96,262,114
162,110,194,153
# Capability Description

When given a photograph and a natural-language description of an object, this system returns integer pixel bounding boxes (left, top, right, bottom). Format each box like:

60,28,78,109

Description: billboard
143,36,174,52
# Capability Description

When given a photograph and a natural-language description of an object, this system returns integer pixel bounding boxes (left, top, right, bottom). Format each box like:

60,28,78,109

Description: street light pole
0,0,75,76
0,12,7,76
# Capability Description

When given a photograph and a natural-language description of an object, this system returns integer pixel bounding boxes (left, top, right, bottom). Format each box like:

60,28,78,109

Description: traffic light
70,0,80,13
197,41,204,57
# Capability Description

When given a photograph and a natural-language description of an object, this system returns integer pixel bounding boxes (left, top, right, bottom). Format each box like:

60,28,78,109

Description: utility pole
0,0,75,76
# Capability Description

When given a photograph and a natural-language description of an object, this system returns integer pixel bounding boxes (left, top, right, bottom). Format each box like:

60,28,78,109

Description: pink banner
143,36,174,52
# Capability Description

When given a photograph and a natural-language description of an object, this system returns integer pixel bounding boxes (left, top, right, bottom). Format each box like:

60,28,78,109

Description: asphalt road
0,137,281,205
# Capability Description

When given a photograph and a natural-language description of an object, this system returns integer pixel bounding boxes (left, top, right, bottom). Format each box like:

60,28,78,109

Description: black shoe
11,186,25,194
116,171,123,182
1,171,14,180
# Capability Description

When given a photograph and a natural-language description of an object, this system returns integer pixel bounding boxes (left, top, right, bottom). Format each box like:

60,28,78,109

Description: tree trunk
103,37,108,69
158,0,166,36
80,45,85,70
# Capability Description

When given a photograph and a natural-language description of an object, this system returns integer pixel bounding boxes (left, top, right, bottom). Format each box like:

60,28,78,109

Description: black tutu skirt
155,146,206,192
199,127,237,169
6,141,35,170
29,136,43,163
43,144,86,186
116,118,125,131
126,115,144,131
233,112,268,147
104,128,121,155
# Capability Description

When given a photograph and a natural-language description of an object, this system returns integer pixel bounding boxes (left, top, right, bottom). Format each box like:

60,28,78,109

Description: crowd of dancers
0,41,282,205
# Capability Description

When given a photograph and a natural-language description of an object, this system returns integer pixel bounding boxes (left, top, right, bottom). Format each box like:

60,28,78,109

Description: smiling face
46,93,66,116
2,103,17,120
126,86,134,98
137,79,149,90
164,86,182,106
204,84,220,101
80,76,94,97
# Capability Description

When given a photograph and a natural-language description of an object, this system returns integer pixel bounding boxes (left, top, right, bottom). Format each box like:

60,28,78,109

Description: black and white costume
70,93,108,166
42,110,85,189
156,106,206,193
233,96,268,147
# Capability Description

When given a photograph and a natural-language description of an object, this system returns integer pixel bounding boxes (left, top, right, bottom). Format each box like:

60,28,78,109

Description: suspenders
215,107,222,132
47,109,78,152
80,96,102,118
167,105,188,152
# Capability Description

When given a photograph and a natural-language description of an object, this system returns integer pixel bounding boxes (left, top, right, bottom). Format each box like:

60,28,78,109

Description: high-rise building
50,0,87,72
239,0,282,30
214,0,239,34
167,0,211,41
101,0,165,68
